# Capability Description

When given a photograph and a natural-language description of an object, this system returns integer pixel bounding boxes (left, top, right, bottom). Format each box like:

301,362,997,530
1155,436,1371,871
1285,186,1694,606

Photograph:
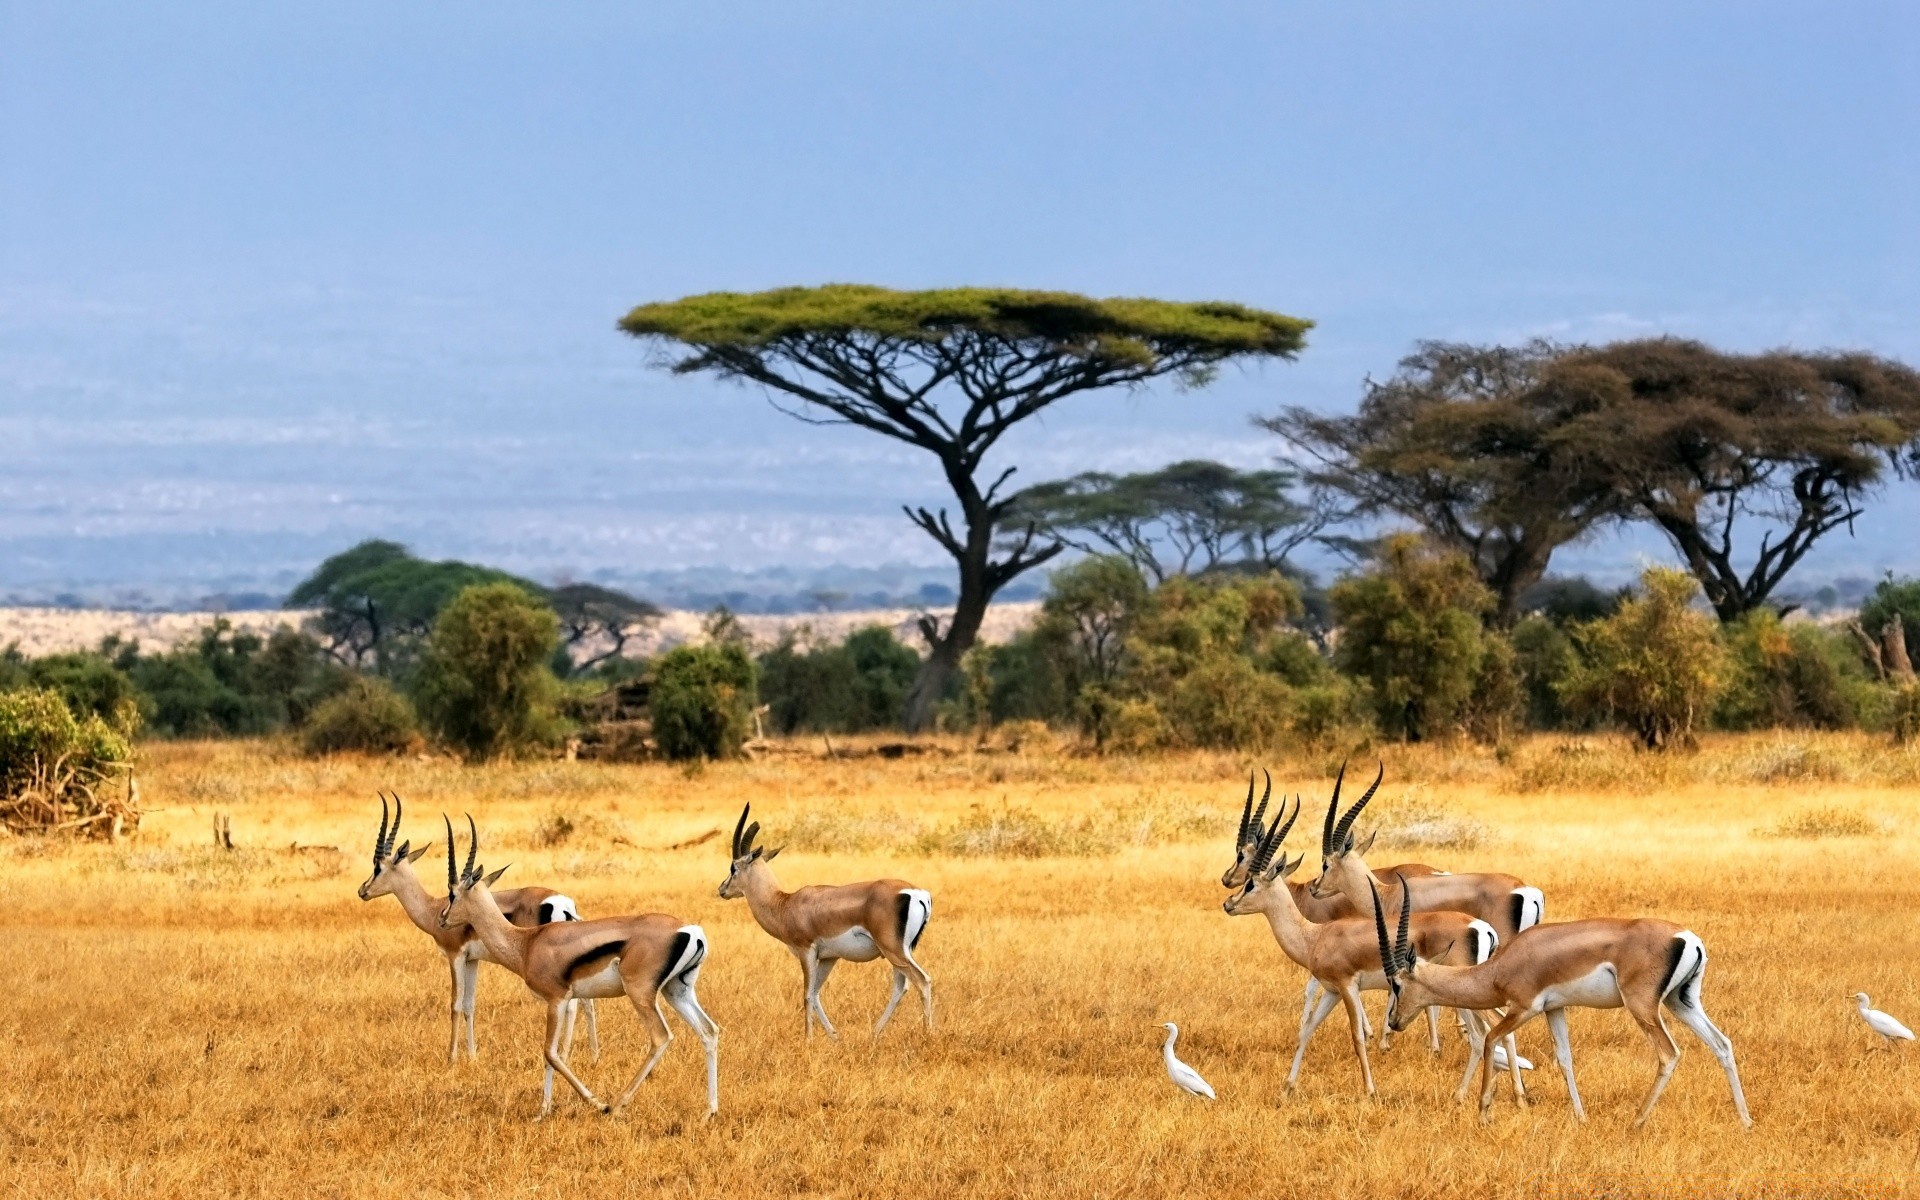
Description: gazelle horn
742,821,761,856
1236,772,1256,851
732,804,751,858
389,792,404,855
1330,761,1384,853
374,794,391,861
1252,796,1298,876
1321,760,1348,857
1394,873,1412,972
1370,879,1395,978
463,814,479,883
444,815,457,894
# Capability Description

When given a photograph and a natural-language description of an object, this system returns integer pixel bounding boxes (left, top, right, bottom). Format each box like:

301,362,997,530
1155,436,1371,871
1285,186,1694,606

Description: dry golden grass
3,733,1919,1199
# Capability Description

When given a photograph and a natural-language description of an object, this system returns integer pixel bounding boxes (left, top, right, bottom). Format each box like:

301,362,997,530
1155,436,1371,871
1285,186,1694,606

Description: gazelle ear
750,847,764,862
763,846,782,862
482,865,510,886
1279,851,1304,877
405,844,430,863
1356,829,1378,855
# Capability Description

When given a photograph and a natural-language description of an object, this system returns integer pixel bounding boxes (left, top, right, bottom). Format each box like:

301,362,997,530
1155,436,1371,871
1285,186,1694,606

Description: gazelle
438,816,719,1120
1309,762,1544,942
356,793,598,1064
1224,772,1445,1050
718,803,931,1039
1372,875,1752,1128
1220,795,1507,1097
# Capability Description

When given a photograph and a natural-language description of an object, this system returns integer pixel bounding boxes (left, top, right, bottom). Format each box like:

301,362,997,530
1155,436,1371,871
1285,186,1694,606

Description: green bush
121,621,343,738
1716,612,1867,731
1330,535,1493,741
1511,615,1585,730
1859,574,1920,660
1461,632,1523,745
1561,568,1726,751
651,643,758,761
757,625,920,734
414,583,565,761
0,686,133,835
300,676,420,756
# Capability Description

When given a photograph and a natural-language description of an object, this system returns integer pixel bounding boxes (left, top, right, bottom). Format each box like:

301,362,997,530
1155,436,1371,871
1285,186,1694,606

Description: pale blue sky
2,1,1916,603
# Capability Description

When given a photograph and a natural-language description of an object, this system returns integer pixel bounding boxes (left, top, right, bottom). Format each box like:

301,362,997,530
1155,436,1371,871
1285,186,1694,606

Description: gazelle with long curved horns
1221,794,1506,1096
438,816,719,1120
1309,762,1544,942
719,803,932,1039
1223,771,1446,1050
1372,875,1752,1128
355,793,598,1064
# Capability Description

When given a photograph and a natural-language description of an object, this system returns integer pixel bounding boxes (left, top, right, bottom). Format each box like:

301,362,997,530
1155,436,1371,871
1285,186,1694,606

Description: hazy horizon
5,2,1918,606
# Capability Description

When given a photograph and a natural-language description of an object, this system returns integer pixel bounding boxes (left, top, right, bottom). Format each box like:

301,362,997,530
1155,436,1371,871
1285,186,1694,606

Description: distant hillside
0,603,1042,661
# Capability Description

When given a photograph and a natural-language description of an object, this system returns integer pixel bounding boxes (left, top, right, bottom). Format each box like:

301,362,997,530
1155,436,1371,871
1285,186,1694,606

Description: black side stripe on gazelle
539,901,557,924
563,940,626,980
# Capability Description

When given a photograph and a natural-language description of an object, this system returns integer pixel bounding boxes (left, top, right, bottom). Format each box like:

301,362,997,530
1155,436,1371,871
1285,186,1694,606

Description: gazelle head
357,792,430,900
1220,769,1274,888
1371,875,1430,1032
1307,760,1381,899
1221,794,1305,917
436,814,509,928
718,803,782,899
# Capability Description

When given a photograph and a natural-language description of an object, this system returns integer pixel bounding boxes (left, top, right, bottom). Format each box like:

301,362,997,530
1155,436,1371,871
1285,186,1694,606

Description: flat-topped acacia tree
620,285,1310,731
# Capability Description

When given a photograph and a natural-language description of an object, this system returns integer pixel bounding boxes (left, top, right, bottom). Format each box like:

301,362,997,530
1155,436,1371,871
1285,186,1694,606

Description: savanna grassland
3,734,1919,1199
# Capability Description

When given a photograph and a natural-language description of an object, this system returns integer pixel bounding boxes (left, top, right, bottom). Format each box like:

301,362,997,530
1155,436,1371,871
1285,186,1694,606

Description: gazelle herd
355,761,1750,1131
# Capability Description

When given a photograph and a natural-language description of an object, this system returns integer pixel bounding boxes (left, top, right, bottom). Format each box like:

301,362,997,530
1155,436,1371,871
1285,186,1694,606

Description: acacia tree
548,582,662,675
288,540,534,674
1010,459,1337,584
621,286,1309,730
1543,339,1920,622
1262,340,1621,626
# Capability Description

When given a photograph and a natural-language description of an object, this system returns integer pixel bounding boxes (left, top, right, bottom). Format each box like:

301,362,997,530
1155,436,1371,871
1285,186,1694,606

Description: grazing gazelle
1221,795,1506,1097
1309,762,1544,942
356,793,598,1064
438,816,719,1120
1223,771,1446,1050
1372,876,1752,1128
718,803,932,1039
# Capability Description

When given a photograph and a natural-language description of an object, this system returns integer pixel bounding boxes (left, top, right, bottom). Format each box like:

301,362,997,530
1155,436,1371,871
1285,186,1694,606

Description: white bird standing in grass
1490,1042,1534,1072
1853,993,1915,1048
1159,1023,1216,1099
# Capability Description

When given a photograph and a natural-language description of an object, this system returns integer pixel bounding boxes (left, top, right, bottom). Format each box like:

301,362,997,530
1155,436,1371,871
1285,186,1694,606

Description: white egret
1490,1042,1534,1072
1159,1023,1216,1100
1853,993,1915,1048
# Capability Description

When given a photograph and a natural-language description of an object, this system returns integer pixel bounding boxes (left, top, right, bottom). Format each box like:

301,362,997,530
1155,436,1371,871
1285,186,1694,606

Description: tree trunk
1883,619,1915,685
903,551,991,733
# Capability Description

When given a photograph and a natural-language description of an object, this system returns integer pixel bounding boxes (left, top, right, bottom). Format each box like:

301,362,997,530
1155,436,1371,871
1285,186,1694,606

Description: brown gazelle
438,816,719,1120
1372,876,1752,1128
356,793,598,1064
719,804,932,1039
1223,771,1446,1050
1221,795,1506,1096
1309,762,1544,942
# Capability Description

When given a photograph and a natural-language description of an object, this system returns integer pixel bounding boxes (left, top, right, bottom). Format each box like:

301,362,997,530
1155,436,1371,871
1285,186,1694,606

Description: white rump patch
541,895,582,923
902,888,932,952
1467,918,1499,965
1513,887,1544,931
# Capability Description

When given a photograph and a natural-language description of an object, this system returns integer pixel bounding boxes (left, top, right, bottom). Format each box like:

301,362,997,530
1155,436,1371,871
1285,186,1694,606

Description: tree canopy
621,284,1310,730
1543,339,1920,621
1262,340,1621,626
1010,459,1333,584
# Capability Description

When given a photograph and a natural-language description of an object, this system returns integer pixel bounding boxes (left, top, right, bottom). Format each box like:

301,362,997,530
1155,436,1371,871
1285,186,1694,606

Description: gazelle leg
1475,1008,1536,1122
1506,1025,1528,1104
874,969,909,1037
1628,1005,1682,1129
1666,998,1751,1128
1288,986,1343,1091
539,1001,608,1117
1342,983,1376,1096
461,957,480,1061
560,1000,578,1063
446,956,466,1065
585,999,601,1063
1455,1010,1487,1102
1427,1007,1442,1055
1546,1008,1585,1121
807,953,840,1040
611,993,676,1115
662,976,721,1116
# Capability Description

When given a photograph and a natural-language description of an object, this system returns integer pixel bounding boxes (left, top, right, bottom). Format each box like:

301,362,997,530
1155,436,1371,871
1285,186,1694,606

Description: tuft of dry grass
1758,806,1887,840
2,734,1919,1198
